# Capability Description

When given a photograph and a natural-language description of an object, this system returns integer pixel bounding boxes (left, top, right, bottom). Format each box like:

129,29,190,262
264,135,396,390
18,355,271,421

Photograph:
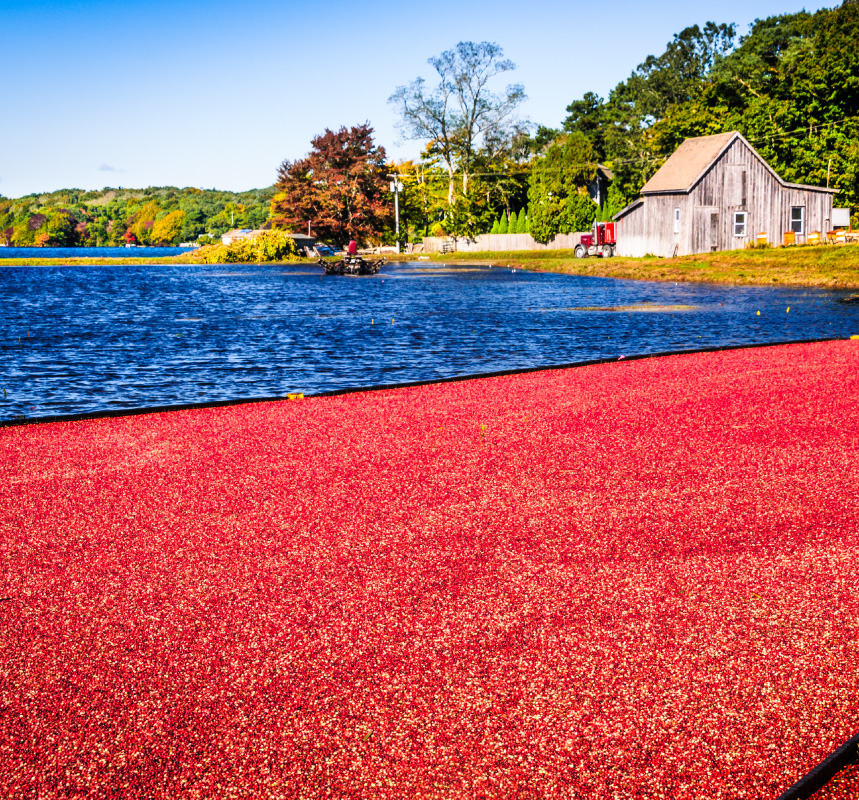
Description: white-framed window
674,208,680,233
733,211,747,236
790,206,804,234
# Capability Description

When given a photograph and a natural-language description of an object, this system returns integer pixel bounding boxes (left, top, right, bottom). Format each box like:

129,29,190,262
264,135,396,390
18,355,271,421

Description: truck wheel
574,244,586,259
601,244,613,258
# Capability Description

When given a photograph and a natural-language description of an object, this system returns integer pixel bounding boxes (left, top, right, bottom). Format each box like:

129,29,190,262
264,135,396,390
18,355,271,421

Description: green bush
498,213,509,234
190,231,299,264
490,218,499,234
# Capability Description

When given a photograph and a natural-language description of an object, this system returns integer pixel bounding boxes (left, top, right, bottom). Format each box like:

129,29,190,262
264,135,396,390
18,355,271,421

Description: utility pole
389,176,403,254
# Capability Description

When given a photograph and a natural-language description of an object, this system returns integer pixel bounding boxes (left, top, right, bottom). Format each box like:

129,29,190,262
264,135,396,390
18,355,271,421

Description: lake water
0,246,190,259
1,261,856,421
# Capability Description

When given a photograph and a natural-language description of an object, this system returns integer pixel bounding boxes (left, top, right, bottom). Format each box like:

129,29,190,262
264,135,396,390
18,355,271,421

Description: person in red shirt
347,240,358,256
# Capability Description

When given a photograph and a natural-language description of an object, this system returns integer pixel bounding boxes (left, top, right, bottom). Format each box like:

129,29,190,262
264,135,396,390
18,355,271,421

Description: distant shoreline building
613,132,836,257
221,229,264,246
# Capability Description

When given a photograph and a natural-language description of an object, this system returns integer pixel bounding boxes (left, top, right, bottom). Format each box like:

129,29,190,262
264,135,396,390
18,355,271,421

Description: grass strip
423,243,859,287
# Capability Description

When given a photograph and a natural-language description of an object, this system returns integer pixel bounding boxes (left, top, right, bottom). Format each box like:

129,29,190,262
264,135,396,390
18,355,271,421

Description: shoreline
426,243,859,288
2,243,859,287
2,335,851,429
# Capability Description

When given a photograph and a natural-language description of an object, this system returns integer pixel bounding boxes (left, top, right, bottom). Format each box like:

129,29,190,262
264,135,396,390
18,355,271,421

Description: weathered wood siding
689,137,832,252
616,136,834,257
615,196,689,258
421,233,584,253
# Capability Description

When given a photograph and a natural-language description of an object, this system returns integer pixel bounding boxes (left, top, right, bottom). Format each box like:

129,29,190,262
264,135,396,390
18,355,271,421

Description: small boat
318,256,384,276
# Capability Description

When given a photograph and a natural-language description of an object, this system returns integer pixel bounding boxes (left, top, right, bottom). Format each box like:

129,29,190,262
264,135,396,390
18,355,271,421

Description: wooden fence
420,232,585,253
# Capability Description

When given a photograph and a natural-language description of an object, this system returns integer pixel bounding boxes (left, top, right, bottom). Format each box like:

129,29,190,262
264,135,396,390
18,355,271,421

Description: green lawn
420,243,859,288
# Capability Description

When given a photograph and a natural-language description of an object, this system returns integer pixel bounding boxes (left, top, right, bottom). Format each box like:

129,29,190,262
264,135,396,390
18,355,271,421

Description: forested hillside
0,186,274,247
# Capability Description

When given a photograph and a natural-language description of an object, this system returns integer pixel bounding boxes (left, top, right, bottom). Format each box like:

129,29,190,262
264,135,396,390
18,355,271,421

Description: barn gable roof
640,132,736,194
638,131,836,196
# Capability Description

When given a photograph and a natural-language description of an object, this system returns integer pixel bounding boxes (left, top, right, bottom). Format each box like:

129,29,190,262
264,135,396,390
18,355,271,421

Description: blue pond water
1,261,856,420
0,246,189,259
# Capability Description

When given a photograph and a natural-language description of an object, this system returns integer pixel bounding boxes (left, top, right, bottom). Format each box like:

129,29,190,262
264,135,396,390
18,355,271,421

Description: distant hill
0,185,275,247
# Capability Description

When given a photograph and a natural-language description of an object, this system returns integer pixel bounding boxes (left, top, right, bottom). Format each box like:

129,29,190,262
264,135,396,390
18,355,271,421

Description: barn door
709,212,720,252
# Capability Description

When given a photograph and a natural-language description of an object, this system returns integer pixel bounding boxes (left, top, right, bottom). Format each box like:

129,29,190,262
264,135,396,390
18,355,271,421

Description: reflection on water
1,261,856,419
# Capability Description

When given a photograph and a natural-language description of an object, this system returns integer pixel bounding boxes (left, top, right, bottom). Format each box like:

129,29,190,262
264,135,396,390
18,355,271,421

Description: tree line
3,1,857,248
274,1,859,247
0,186,274,248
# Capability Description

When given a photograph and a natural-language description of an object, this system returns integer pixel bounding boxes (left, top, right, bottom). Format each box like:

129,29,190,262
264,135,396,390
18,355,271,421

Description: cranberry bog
2,340,858,798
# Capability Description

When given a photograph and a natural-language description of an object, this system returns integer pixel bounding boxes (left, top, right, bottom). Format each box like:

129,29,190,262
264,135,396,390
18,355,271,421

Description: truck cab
575,222,616,258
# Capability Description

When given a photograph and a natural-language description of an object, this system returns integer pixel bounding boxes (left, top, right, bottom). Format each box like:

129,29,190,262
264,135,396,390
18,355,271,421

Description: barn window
733,212,747,237
674,208,680,233
790,207,804,234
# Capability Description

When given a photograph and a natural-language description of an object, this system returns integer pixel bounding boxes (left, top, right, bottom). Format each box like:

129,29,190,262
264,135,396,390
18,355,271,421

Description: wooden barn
613,132,836,257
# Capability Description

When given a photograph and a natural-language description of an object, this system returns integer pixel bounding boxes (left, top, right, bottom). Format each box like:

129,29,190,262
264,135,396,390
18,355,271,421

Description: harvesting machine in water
318,255,385,276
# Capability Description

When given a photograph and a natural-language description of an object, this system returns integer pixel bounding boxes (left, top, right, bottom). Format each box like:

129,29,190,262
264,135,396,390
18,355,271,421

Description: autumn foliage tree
150,210,187,245
271,124,392,247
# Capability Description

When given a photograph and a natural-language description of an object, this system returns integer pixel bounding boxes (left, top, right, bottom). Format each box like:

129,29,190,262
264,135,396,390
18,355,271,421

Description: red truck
574,222,616,258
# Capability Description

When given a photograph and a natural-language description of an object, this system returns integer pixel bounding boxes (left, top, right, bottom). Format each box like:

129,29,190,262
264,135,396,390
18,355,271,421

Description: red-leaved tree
271,123,392,247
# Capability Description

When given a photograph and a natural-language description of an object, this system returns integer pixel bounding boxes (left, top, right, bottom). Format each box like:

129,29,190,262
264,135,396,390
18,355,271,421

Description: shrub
490,218,499,235
190,231,299,264
498,213,508,234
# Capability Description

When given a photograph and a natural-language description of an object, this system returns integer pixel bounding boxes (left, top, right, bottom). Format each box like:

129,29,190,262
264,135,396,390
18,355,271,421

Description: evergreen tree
490,218,499,234
498,213,508,234
515,209,527,233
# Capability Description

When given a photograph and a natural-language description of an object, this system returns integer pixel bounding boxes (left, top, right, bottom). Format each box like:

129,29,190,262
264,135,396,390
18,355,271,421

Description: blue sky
0,0,832,197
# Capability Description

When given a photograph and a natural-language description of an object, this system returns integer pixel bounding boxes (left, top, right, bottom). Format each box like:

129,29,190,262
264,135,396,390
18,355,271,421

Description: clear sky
0,0,833,198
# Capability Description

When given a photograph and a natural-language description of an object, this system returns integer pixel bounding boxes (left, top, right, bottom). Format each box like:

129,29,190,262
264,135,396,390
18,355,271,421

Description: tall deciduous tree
271,124,392,247
528,133,597,242
440,187,493,241
389,41,526,204
128,201,160,246
150,210,186,245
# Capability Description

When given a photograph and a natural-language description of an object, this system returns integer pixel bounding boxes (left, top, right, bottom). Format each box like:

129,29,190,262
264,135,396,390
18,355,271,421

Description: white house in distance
613,132,836,257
